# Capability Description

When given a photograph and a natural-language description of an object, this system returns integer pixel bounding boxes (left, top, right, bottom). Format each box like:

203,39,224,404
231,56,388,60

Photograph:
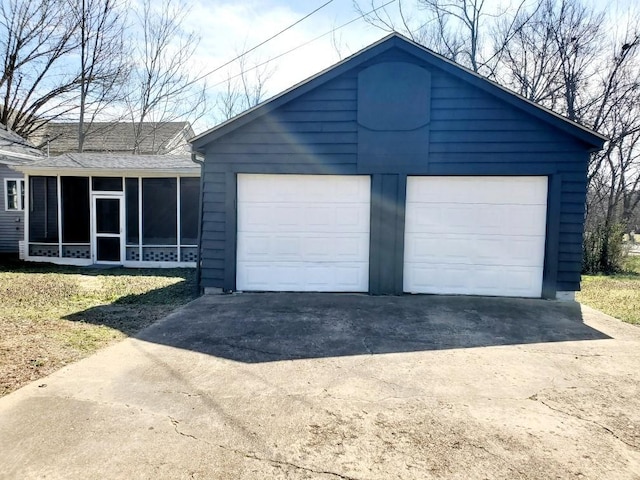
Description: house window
5,178,25,211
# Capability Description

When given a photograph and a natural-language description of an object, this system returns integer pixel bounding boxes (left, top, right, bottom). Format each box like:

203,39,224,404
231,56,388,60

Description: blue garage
191,34,606,299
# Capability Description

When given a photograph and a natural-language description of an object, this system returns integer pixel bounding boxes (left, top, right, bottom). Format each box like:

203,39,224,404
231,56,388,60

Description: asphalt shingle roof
30,122,193,155
0,125,43,164
25,153,199,173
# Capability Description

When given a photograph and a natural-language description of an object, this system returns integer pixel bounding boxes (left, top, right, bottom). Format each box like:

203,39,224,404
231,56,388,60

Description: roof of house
0,124,43,165
31,121,194,155
191,33,607,151
13,153,199,175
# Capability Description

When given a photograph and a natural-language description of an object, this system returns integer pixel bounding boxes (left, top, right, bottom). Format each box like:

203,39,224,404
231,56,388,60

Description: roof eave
12,166,200,176
0,148,43,162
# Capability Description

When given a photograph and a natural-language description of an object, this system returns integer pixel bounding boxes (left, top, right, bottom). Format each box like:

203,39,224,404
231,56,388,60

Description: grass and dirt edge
0,262,197,397
577,255,640,325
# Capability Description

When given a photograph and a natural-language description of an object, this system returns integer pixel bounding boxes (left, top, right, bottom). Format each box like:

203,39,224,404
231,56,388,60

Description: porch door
92,195,124,263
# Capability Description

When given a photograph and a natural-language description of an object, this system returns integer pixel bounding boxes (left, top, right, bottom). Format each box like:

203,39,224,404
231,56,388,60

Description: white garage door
404,176,547,297
237,174,370,292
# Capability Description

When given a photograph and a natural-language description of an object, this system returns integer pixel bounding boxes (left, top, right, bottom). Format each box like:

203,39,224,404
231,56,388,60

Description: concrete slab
1,294,639,479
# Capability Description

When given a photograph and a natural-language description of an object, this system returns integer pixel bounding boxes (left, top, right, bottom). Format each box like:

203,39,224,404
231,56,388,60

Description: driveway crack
468,442,527,477
217,445,364,480
164,419,364,479
528,396,639,451
216,340,303,359
168,416,200,441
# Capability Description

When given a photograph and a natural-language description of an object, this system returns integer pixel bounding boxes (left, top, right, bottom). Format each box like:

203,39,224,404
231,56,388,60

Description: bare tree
69,0,130,152
497,0,604,114
354,0,535,75
216,72,243,122
0,0,79,137
215,52,274,122
495,1,564,104
498,0,640,272
331,28,348,61
126,0,206,153
354,0,431,44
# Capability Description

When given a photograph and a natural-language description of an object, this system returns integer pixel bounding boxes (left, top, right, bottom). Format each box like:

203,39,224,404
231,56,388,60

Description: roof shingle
0,124,43,164
30,122,193,155
22,153,199,173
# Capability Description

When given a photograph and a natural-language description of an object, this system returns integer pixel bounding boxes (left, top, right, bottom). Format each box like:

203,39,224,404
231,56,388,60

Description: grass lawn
0,262,197,397
577,255,640,325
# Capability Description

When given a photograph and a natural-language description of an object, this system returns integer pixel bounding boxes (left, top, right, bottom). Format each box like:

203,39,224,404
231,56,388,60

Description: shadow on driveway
119,293,612,363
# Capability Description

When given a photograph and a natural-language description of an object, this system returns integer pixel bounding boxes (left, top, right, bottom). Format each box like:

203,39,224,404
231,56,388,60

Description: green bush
583,222,627,274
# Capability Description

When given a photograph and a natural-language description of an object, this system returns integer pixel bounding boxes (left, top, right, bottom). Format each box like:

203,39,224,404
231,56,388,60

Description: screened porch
25,174,200,266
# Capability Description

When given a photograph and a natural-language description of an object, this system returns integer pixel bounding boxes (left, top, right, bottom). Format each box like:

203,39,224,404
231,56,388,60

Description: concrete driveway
1,294,639,479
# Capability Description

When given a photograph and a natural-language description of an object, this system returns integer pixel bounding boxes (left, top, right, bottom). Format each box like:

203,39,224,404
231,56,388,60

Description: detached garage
191,33,606,299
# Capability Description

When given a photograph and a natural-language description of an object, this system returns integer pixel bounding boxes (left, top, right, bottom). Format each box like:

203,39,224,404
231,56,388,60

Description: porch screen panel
61,177,90,242
125,178,139,244
29,176,58,243
92,177,123,191
142,178,177,245
180,177,199,245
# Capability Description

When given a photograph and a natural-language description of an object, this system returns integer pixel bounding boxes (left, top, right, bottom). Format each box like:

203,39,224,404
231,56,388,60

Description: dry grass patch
577,256,640,325
0,263,197,397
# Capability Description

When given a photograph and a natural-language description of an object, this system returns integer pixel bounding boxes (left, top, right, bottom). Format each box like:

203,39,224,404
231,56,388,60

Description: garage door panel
237,262,368,292
238,175,369,203
239,234,273,260
302,235,368,261
407,176,547,205
404,176,547,297
406,235,468,263
406,233,544,268
492,204,547,234
237,175,370,292
406,203,546,236
239,203,369,234
238,233,368,263
405,263,544,297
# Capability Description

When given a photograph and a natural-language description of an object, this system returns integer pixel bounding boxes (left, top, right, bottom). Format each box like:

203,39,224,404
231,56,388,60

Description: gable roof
0,124,43,165
30,121,194,155
191,33,606,151
12,152,199,175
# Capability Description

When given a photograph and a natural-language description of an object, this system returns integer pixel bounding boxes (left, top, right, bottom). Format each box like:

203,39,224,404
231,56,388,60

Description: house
0,125,43,255
13,121,200,267
12,153,200,266
29,121,194,156
190,34,606,299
